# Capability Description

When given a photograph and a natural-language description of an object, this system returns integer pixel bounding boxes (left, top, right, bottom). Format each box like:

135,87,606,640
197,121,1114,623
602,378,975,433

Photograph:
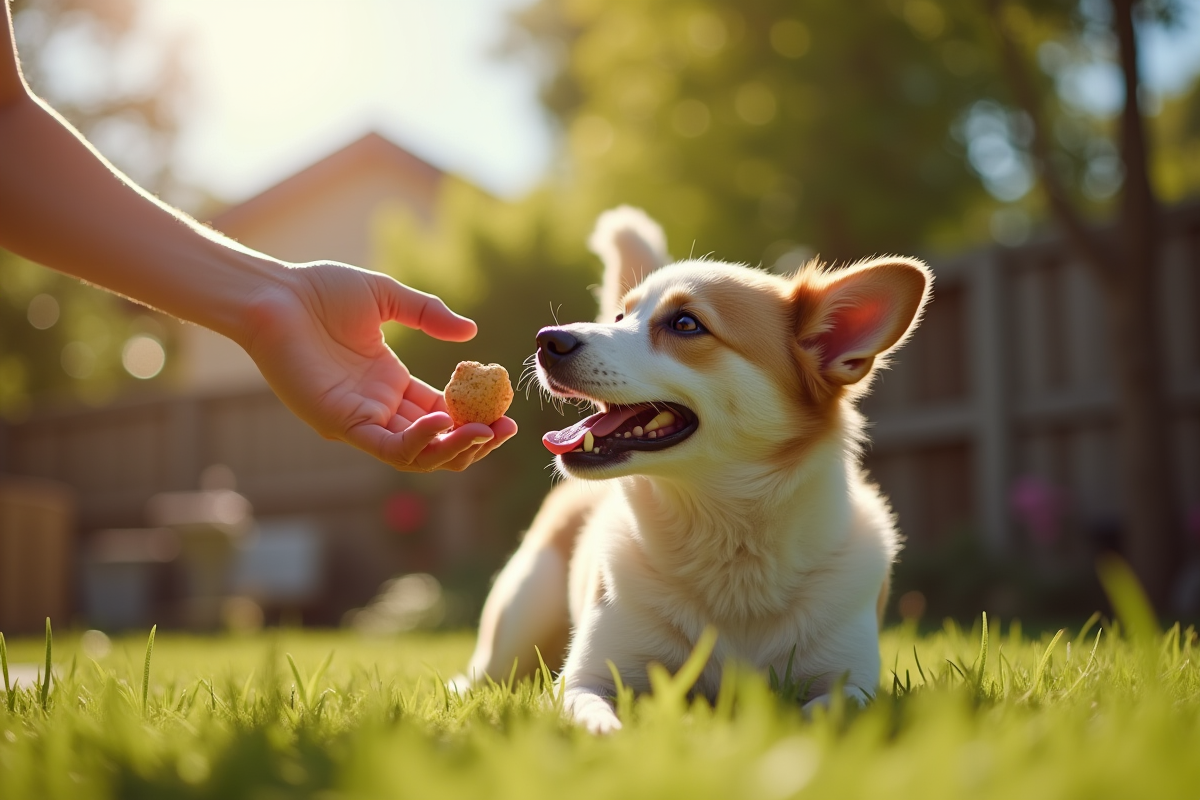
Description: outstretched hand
241,261,517,472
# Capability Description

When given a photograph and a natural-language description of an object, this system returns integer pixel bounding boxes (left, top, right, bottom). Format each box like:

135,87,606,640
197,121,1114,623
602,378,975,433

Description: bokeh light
121,334,165,379
60,341,96,379
26,293,60,329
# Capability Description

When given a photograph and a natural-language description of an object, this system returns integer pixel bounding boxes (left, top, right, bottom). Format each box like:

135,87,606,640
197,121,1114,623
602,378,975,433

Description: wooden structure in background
0,476,74,634
862,200,1200,558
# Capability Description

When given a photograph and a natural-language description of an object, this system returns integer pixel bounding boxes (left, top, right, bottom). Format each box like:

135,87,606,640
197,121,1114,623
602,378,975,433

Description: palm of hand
244,262,516,471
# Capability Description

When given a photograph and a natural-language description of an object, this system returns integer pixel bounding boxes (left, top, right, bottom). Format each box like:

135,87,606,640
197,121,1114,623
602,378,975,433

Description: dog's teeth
643,411,675,433
583,431,595,452
632,426,644,437
593,447,601,454
648,430,657,439
624,432,631,438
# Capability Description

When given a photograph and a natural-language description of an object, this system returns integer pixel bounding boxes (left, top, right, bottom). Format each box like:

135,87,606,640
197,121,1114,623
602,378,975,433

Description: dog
459,206,930,733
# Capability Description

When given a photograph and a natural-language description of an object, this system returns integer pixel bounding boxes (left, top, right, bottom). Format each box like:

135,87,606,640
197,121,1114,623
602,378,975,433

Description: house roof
208,132,444,233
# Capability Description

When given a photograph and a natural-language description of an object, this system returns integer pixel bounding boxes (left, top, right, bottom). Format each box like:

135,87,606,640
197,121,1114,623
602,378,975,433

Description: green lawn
2,569,1198,799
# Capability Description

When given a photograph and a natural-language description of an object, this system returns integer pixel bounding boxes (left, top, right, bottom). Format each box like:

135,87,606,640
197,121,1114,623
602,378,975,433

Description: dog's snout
536,327,581,369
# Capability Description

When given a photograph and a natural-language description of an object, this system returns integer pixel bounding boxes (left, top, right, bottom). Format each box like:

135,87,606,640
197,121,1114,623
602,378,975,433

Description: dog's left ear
795,257,931,386
588,206,669,323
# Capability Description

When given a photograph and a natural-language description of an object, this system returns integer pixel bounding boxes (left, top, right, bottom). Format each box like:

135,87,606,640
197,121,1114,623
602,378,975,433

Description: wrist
217,251,298,352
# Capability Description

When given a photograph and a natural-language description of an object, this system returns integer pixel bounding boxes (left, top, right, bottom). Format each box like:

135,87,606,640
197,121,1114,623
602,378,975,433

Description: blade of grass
238,668,257,711
504,657,519,693
1096,555,1160,643
976,611,989,691
286,654,307,705
40,618,52,713
1065,628,1104,697
1030,628,1065,700
1,631,12,713
142,624,156,716
913,646,927,685
673,627,718,697
533,646,564,708
1074,611,1102,649
306,651,335,707
607,660,634,723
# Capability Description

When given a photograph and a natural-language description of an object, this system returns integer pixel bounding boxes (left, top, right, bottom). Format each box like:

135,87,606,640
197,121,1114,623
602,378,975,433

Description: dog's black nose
536,327,581,369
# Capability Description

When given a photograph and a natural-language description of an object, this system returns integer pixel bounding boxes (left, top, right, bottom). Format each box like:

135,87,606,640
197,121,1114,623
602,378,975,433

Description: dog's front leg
557,601,649,734
796,604,881,714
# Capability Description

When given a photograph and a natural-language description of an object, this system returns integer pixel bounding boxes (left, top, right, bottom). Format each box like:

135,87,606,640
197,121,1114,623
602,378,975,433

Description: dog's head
537,206,931,482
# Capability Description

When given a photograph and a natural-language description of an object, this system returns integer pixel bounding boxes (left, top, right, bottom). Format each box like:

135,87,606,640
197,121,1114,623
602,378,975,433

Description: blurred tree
0,0,186,419
984,0,1192,607
505,0,1007,266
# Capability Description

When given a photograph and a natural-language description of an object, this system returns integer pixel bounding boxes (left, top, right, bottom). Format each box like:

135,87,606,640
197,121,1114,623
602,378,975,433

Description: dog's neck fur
612,406,861,623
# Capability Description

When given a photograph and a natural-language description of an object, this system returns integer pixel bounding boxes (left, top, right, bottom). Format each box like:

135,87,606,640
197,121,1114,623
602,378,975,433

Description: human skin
0,1,516,472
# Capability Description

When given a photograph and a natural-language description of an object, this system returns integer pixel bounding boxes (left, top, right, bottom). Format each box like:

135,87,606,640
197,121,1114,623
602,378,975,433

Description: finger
469,416,518,462
374,275,477,342
397,398,429,423
409,423,494,470
402,375,449,414
440,443,487,472
352,413,451,467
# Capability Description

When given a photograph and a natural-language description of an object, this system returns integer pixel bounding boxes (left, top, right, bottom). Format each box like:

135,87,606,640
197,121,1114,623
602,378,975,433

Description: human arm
0,2,515,471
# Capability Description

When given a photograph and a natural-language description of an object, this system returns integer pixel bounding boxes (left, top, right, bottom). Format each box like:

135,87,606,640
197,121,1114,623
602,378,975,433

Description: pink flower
1009,476,1066,547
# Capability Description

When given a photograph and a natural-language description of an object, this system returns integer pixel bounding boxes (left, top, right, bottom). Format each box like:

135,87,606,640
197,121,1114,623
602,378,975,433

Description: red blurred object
385,492,428,534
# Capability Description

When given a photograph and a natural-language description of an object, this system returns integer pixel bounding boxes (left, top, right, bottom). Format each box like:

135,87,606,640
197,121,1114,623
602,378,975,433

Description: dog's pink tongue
542,405,649,455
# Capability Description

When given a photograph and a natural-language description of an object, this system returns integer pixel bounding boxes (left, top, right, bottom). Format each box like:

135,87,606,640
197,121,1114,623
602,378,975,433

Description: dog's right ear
588,206,669,323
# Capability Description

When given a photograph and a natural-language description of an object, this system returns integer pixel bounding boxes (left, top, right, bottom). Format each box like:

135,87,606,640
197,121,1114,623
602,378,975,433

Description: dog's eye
671,313,703,333
615,313,624,322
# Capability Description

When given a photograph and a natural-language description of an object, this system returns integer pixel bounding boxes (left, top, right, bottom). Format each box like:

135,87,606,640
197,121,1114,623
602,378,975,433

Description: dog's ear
795,257,931,386
588,206,669,323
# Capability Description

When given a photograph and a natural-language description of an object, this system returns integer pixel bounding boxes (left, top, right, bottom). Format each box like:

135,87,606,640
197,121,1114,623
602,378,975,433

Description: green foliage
1,619,1199,798
509,0,1008,265
0,253,174,419
141,625,156,717
39,619,51,714
0,632,11,714
504,0,1200,264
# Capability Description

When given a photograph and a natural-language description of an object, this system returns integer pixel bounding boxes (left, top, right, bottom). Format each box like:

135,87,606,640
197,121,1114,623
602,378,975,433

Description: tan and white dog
460,207,930,733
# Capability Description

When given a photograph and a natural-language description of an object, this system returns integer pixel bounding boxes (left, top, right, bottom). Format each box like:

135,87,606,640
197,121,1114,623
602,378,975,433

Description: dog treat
444,361,513,427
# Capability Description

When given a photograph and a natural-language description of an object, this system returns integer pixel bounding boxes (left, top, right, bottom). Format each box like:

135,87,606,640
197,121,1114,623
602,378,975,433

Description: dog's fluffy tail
588,206,669,322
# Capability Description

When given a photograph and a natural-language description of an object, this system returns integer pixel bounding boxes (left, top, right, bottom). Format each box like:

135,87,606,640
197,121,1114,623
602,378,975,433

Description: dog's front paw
445,674,474,696
564,689,623,734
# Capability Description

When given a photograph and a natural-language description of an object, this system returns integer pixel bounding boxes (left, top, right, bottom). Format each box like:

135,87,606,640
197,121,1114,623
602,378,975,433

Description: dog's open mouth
542,402,698,463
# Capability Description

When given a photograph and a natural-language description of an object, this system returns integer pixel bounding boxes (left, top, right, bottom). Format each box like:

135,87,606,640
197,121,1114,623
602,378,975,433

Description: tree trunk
988,0,1185,608
1102,0,1182,607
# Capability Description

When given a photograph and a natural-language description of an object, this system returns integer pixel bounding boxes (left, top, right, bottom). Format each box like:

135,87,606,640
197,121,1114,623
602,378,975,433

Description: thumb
376,274,477,342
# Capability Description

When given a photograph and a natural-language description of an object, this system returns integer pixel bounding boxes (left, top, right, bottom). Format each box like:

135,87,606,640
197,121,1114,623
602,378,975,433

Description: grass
1,570,1198,798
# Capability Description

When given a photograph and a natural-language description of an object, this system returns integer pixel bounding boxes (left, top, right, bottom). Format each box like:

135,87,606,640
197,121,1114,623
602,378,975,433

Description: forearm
0,91,287,346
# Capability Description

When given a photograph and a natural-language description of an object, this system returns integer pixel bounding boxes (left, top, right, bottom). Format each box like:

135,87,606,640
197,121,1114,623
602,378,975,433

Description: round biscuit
444,361,514,427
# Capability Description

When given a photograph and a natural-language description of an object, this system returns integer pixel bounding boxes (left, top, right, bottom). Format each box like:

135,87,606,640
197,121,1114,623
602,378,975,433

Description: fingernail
472,436,492,445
